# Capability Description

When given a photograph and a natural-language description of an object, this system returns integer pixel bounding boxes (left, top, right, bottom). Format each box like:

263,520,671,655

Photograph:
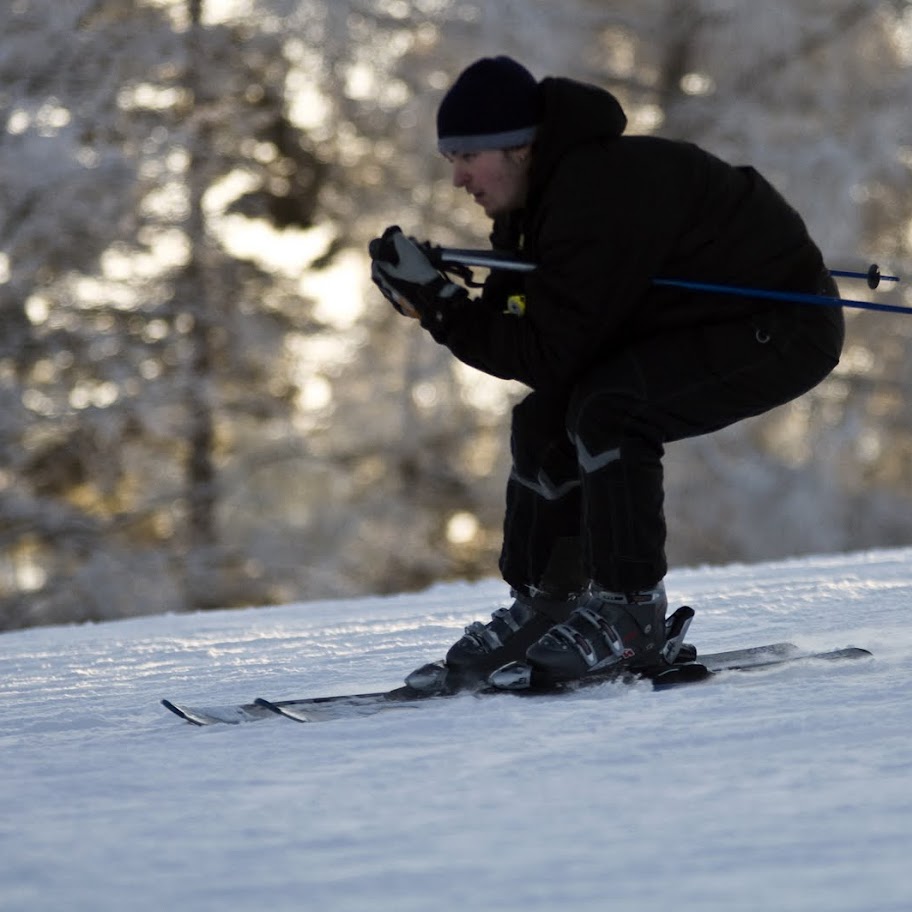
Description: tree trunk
183,0,217,571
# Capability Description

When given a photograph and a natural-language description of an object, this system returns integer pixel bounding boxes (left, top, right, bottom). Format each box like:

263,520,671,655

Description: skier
369,56,844,689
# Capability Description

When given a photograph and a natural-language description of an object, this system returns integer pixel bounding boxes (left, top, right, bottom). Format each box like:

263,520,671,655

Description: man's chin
480,198,520,219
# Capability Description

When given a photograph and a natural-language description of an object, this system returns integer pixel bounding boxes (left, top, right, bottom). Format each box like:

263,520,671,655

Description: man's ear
513,145,532,162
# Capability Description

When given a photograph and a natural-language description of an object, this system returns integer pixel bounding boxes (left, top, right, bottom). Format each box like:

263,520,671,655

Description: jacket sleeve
436,149,665,390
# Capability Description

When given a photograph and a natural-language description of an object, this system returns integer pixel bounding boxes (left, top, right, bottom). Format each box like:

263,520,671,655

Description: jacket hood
528,77,627,198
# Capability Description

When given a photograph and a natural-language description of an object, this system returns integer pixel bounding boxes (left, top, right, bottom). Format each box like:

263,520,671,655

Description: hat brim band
438,126,538,155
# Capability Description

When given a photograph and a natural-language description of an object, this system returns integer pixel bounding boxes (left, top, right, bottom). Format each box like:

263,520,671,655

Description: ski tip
253,697,288,716
161,699,204,726
832,646,873,659
254,697,316,723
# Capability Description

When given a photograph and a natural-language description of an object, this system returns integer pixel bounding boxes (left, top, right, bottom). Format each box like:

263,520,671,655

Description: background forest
1,0,911,630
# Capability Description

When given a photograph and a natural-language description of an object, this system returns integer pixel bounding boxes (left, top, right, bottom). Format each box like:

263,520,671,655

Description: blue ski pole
433,248,907,316
829,264,900,289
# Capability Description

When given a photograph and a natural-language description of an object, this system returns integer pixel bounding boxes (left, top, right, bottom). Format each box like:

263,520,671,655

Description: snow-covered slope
2,549,910,912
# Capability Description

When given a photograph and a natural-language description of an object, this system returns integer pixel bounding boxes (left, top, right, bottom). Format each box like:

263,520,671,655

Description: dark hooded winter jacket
434,77,837,392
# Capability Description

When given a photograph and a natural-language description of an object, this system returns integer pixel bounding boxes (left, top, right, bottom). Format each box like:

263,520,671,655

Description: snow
2,549,910,912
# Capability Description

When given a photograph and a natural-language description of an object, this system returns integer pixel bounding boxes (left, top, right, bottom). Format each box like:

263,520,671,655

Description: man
369,56,844,689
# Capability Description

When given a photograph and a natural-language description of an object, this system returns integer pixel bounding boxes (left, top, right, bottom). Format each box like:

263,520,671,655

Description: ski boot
512,583,671,686
405,591,576,694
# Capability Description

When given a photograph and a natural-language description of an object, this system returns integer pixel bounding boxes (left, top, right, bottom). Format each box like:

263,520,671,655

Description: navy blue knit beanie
437,56,540,155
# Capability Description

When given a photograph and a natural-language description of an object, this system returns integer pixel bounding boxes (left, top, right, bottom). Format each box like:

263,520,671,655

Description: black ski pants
499,283,845,597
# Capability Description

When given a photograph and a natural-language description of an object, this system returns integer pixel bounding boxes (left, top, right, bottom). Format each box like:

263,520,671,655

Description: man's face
447,148,531,218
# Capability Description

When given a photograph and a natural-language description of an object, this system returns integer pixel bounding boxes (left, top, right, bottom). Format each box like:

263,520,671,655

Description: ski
650,645,871,689
161,699,277,726
252,646,870,722
162,642,871,726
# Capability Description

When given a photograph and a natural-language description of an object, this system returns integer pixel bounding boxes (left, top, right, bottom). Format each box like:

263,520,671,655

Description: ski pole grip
369,226,404,265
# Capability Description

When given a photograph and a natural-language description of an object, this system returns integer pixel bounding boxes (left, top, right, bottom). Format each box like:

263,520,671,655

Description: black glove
369,226,467,340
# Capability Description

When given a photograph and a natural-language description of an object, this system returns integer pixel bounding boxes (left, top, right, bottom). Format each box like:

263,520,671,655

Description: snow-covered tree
1,0,911,629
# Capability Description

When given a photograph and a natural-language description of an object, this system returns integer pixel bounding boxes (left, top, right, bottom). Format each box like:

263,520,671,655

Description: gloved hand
369,226,467,340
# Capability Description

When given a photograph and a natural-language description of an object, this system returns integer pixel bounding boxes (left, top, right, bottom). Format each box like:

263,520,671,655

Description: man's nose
452,163,467,188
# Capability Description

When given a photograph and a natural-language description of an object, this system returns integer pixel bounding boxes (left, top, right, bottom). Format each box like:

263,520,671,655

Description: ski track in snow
1,549,911,912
